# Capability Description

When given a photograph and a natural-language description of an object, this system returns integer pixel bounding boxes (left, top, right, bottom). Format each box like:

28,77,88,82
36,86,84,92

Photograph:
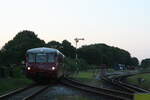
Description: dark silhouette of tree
61,40,76,58
0,30,45,66
0,51,3,66
141,59,150,68
78,43,132,66
130,57,139,66
46,41,62,50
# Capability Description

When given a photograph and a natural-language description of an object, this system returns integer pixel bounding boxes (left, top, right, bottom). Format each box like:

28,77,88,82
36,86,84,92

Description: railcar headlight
52,67,55,70
27,67,31,70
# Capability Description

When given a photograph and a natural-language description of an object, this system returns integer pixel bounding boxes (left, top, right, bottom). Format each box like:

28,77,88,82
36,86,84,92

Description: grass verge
134,93,150,100
127,73,150,90
0,77,33,95
70,70,103,87
0,66,33,95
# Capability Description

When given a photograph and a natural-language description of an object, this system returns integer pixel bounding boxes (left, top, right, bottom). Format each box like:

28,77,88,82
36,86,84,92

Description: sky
0,0,150,61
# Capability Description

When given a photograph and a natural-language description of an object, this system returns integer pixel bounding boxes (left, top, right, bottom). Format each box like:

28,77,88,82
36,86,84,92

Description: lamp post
74,38,84,64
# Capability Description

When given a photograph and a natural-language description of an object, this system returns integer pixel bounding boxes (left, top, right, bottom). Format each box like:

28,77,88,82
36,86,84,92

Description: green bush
64,57,90,72
0,65,25,78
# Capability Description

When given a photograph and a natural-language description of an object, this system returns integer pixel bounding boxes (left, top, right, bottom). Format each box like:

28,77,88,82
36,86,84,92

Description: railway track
0,83,49,100
102,75,150,93
115,76,150,93
61,77,133,100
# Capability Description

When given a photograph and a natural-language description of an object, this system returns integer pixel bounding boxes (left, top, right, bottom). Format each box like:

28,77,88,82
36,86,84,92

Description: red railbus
25,47,64,81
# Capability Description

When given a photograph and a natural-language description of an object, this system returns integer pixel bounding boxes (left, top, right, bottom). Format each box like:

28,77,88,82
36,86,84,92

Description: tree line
1,30,149,70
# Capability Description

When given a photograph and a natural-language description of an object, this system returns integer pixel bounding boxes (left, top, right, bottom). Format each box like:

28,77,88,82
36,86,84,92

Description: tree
130,57,139,66
141,59,150,68
78,43,132,66
0,30,45,65
61,40,76,58
0,51,3,66
46,41,62,50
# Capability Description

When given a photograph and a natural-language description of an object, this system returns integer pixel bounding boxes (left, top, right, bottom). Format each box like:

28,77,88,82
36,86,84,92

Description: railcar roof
27,47,59,53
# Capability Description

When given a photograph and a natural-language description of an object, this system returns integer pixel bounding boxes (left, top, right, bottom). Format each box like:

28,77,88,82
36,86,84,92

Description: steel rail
107,77,138,93
117,76,150,93
0,83,36,99
103,75,150,93
23,85,49,100
61,78,133,100
0,83,49,100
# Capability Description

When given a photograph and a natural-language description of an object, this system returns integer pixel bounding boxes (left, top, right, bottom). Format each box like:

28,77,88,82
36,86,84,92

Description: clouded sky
0,0,150,60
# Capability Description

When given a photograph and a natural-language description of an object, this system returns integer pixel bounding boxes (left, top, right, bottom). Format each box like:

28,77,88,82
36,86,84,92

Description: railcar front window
48,54,55,63
28,53,55,63
36,54,47,63
28,54,35,62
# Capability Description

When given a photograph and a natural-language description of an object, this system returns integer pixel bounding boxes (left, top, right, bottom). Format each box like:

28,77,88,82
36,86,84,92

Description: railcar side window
48,54,55,63
36,54,47,63
28,54,35,62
